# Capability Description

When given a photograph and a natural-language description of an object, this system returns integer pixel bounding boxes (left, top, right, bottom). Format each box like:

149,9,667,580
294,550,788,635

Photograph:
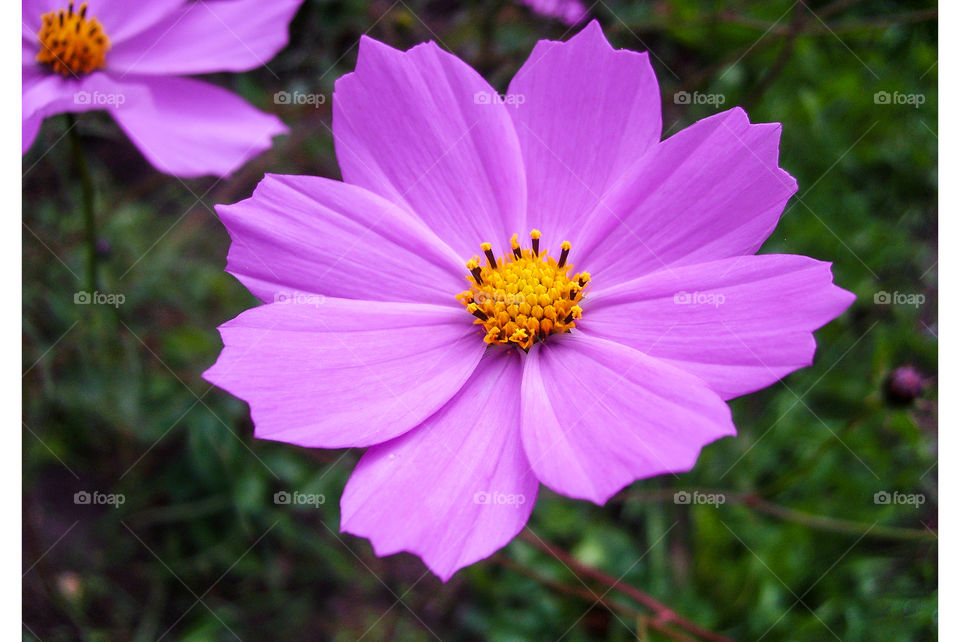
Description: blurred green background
22,0,937,639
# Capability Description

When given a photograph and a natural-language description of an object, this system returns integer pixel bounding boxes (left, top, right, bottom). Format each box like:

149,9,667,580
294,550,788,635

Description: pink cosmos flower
519,0,589,25
204,21,854,580
22,0,303,177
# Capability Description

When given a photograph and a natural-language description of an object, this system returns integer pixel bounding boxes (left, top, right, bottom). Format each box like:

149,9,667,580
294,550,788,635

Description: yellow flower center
36,2,110,77
457,230,591,351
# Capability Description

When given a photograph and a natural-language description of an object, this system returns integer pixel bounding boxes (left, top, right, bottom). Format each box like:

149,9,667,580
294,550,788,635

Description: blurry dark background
23,0,936,639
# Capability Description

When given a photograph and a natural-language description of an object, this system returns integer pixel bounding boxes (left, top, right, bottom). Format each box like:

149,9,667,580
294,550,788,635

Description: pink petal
521,334,735,504
22,0,185,43
579,254,855,399
21,68,151,153
23,112,42,153
506,20,661,252
341,349,537,581
23,33,37,59
107,0,303,75
110,75,287,177
22,66,60,152
518,0,589,25
573,107,797,284
216,174,467,304
333,36,527,259
203,298,484,449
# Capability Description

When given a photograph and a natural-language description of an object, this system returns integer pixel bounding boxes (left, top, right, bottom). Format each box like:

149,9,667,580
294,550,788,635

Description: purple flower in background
22,0,303,177
519,0,589,25
204,21,854,580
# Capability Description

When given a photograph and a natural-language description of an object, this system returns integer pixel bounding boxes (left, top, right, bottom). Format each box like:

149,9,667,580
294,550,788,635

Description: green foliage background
23,0,937,639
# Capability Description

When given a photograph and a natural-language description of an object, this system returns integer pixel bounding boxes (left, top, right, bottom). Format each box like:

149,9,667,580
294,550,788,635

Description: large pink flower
22,0,302,177
204,21,854,580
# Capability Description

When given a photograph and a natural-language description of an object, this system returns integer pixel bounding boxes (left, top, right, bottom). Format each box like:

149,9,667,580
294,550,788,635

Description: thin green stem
519,530,733,642
66,114,98,293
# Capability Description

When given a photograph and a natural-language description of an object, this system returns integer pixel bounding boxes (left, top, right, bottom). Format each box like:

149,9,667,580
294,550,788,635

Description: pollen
457,230,591,351
36,2,110,77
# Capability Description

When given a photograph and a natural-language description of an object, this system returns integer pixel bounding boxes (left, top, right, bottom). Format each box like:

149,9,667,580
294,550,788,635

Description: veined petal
341,349,537,581
574,107,797,284
521,334,735,504
203,298,484,449
110,75,286,177
216,174,466,305
506,20,661,252
579,254,855,399
107,0,303,75
333,36,527,259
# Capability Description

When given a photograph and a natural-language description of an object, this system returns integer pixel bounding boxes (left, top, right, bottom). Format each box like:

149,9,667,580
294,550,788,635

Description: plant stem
491,554,694,641
66,114,98,293
519,530,733,642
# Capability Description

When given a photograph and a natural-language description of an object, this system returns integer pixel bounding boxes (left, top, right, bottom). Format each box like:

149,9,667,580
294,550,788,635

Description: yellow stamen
36,2,110,77
458,233,590,351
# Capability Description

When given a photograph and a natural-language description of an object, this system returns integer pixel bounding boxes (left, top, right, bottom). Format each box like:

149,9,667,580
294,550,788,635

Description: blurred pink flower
205,21,854,580
22,0,303,177
519,0,589,25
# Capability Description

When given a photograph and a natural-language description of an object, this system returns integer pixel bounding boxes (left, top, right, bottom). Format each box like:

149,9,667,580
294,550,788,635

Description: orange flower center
457,230,590,351
36,2,110,76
